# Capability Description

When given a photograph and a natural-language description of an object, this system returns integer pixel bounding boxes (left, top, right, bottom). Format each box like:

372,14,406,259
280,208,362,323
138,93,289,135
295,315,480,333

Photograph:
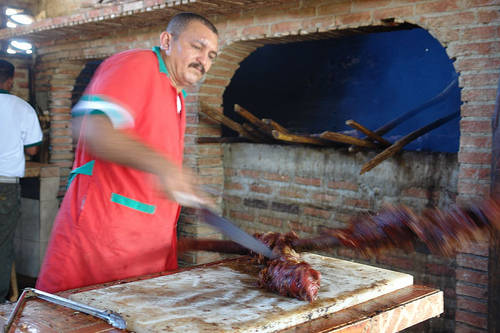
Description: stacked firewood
199,102,458,174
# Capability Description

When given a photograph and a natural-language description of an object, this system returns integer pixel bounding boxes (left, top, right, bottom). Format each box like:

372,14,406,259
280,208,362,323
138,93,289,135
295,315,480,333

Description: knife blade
201,207,276,259
172,191,276,259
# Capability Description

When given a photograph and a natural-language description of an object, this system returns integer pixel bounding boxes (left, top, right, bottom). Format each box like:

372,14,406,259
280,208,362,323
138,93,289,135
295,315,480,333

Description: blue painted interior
223,28,460,152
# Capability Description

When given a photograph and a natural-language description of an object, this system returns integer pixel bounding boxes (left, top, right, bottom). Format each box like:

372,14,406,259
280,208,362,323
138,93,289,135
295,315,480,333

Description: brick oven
1,0,499,332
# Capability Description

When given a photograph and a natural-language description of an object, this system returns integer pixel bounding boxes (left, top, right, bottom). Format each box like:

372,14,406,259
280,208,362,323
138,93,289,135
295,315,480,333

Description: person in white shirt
0,59,43,302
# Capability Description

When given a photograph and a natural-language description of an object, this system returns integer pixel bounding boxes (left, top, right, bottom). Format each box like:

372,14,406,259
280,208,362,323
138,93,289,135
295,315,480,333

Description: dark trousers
0,183,20,302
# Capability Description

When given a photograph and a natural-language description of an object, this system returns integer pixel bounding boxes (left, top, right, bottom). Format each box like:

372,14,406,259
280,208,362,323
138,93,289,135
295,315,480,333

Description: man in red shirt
37,12,219,293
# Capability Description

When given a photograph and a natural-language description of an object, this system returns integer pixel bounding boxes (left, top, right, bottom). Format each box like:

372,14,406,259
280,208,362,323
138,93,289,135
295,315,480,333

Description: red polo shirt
37,47,186,292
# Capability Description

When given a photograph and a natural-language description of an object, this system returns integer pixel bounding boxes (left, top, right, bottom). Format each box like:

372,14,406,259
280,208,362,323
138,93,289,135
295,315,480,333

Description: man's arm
24,145,39,156
82,114,203,206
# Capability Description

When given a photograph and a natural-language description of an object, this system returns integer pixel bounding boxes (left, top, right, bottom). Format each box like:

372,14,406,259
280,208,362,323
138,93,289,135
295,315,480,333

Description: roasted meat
254,231,321,303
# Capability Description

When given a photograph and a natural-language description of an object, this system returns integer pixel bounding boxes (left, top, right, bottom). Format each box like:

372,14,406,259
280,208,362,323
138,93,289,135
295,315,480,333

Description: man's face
161,20,218,88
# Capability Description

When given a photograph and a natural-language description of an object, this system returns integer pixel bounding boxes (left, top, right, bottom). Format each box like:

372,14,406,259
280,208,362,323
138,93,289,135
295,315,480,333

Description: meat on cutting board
254,231,321,303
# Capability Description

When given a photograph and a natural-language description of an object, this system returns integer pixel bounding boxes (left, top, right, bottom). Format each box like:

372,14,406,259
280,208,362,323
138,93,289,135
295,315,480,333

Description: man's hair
167,12,218,39
0,59,15,84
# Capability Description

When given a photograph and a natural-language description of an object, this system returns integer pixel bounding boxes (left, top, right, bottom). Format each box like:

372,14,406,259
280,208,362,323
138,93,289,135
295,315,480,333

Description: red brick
456,281,488,299
456,57,500,72
352,0,391,11
459,166,491,180
230,210,254,222
462,26,498,41
376,254,414,270
451,41,500,57
458,241,489,256
426,262,455,276
328,181,358,191
303,206,331,218
461,104,495,117
295,176,321,186
288,221,314,233
477,8,500,23
457,182,490,196
343,198,370,209
373,5,414,21
420,12,476,27
225,182,243,190
455,310,487,329
463,0,500,7
455,322,487,333
250,184,272,194
416,0,459,14
258,216,283,227
458,151,491,164
336,12,372,26
302,16,336,31
312,193,338,203
456,268,488,285
222,194,242,205
317,2,351,16
261,172,290,182
460,120,492,133
279,189,305,198
402,187,429,199
271,21,303,35
462,88,498,102
460,136,491,149
240,169,261,179
457,253,488,271
457,296,488,314
461,72,500,87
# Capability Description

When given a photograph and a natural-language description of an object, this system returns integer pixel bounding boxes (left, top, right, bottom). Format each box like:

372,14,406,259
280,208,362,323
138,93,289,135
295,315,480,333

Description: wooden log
345,119,392,147
199,104,260,142
360,111,459,174
318,131,378,148
234,104,274,136
272,130,329,146
262,118,290,134
374,77,458,136
243,123,272,142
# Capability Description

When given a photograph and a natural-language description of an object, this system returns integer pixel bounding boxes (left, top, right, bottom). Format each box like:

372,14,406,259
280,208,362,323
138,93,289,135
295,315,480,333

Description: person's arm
83,114,203,206
24,145,39,156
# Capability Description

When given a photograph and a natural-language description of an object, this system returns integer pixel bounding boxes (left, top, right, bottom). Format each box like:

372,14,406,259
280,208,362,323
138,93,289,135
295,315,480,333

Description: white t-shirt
0,92,43,177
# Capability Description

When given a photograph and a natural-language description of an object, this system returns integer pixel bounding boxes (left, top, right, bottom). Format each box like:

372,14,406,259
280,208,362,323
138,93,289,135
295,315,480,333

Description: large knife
173,192,276,259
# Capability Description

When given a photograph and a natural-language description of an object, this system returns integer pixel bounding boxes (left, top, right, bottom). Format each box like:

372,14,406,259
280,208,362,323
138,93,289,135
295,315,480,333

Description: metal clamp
3,288,126,332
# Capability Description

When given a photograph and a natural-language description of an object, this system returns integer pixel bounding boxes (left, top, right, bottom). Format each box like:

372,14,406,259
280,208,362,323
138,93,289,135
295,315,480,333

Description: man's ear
160,31,173,52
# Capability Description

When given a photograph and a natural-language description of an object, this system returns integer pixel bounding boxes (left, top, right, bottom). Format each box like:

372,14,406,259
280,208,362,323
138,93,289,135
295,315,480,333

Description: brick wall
29,0,500,331
223,144,458,331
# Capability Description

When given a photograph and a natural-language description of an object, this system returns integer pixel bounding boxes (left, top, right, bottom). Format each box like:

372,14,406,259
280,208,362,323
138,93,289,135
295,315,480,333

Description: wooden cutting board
70,253,413,332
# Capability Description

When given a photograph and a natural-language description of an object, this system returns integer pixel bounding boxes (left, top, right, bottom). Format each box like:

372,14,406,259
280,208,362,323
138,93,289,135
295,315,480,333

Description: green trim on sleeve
24,140,42,148
67,160,95,189
72,94,134,128
110,193,156,214
181,89,187,98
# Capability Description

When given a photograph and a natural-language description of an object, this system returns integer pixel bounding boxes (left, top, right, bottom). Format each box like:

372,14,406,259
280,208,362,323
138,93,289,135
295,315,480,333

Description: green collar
152,46,187,98
0,89,9,94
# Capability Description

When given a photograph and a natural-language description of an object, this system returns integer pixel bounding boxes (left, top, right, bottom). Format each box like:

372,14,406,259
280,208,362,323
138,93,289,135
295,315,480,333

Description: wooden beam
199,104,260,142
318,131,378,148
272,130,328,146
345,119,392,147
360,111,459,174
234,104,274,136
262,118,290,134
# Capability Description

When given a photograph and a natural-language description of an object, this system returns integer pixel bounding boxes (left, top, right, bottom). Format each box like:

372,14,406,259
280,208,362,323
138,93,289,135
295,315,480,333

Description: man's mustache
189,62,205,75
